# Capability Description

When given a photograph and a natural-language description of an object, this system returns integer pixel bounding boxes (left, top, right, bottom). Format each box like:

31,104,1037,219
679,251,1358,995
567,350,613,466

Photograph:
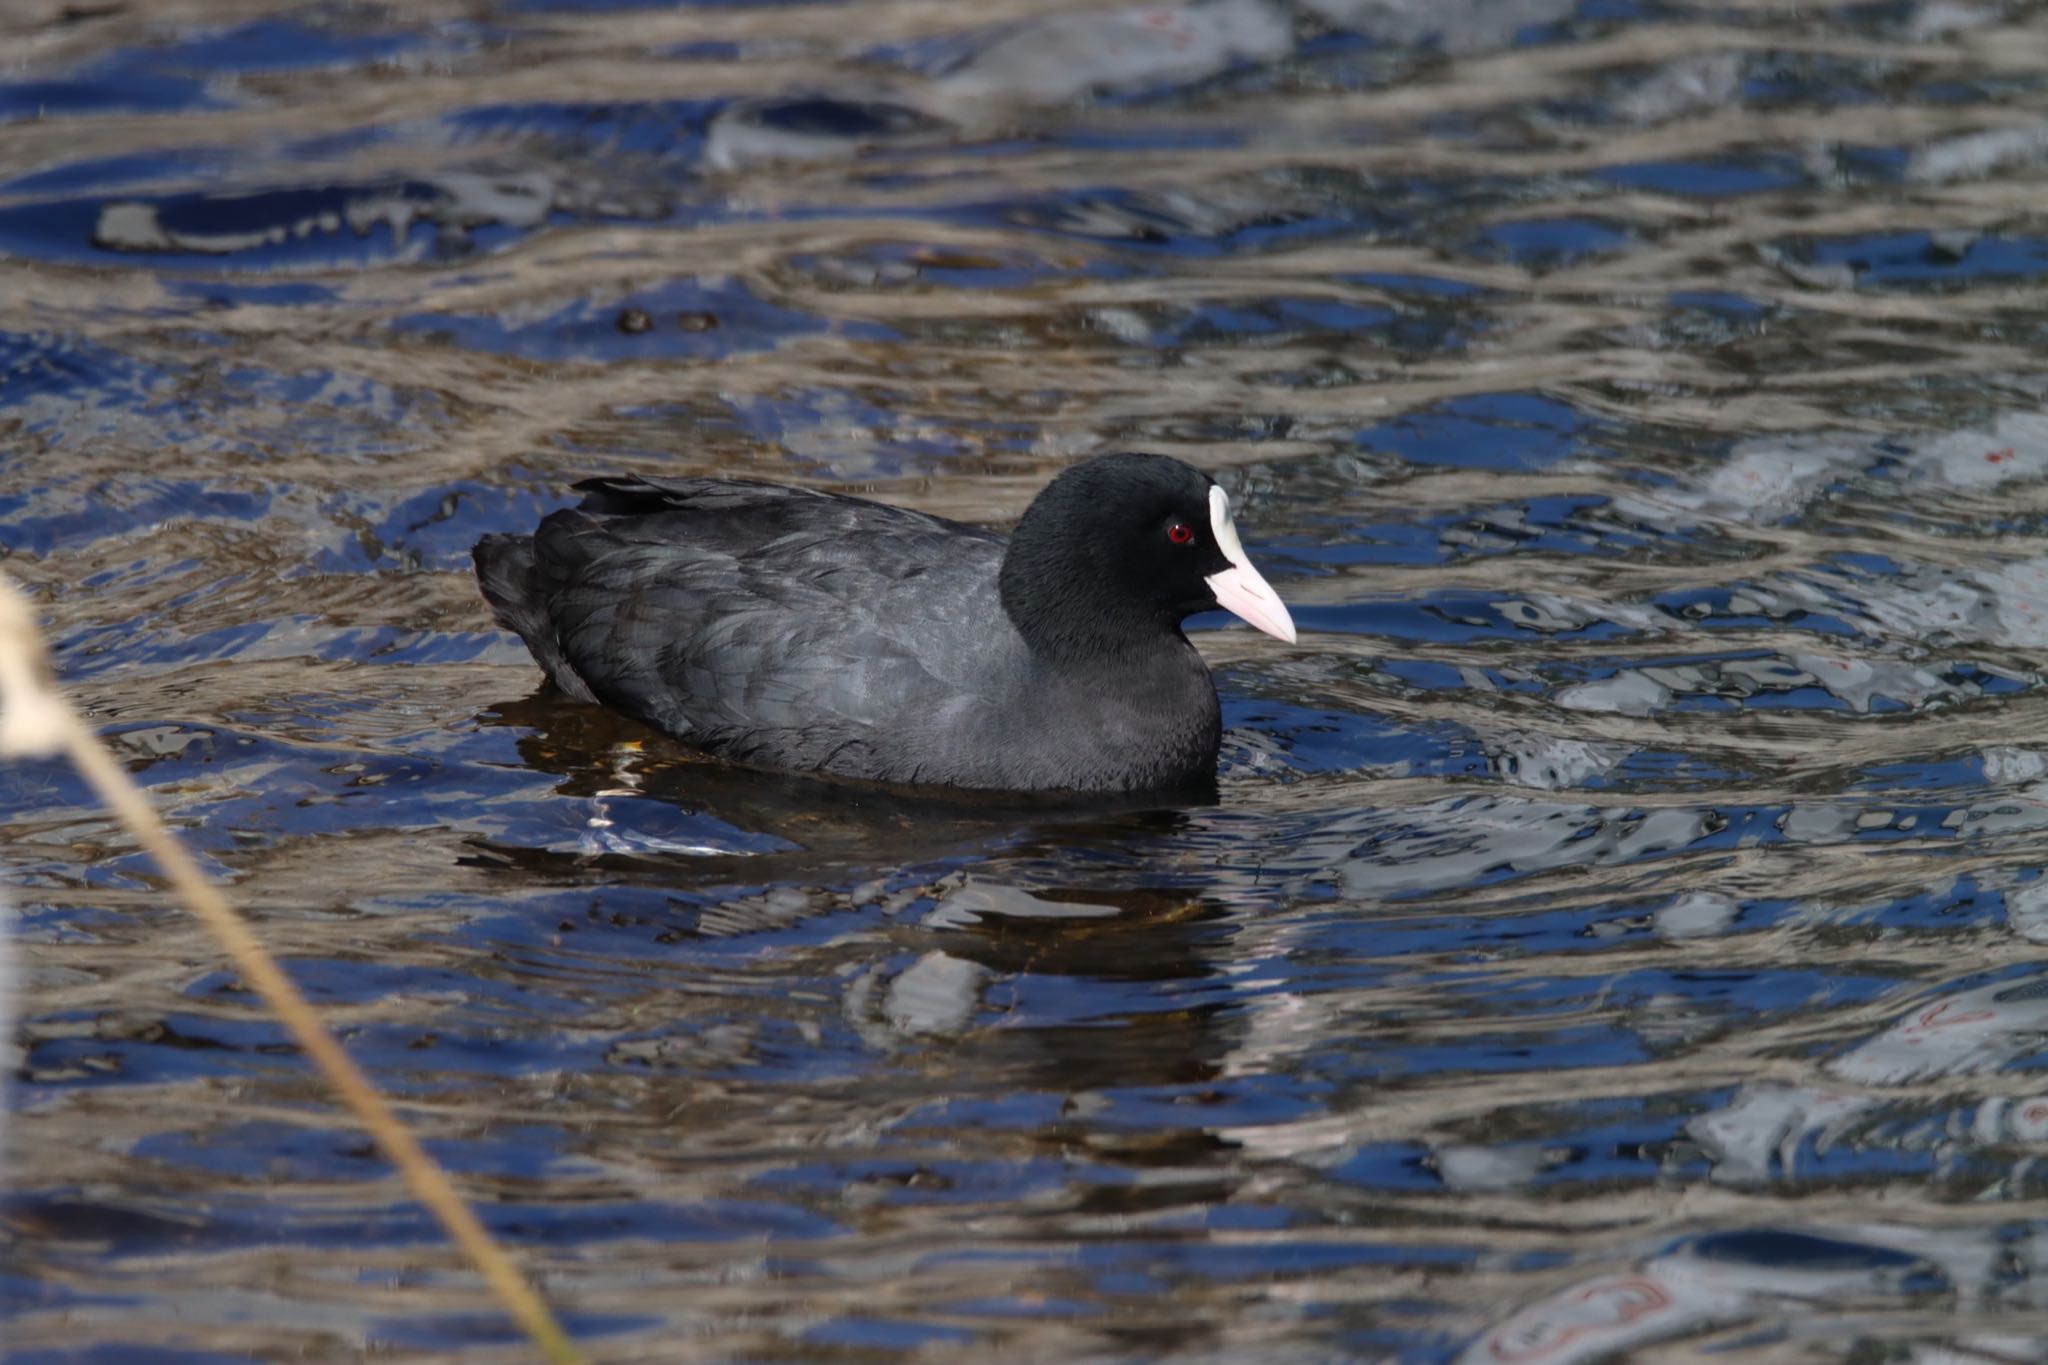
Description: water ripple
13,1,2048,1360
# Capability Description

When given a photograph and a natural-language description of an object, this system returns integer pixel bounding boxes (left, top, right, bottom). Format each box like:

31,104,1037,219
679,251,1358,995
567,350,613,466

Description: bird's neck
998,557,1180,665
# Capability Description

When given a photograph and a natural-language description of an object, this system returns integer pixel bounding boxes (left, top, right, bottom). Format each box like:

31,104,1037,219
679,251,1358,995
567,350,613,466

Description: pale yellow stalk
0,573,582,1365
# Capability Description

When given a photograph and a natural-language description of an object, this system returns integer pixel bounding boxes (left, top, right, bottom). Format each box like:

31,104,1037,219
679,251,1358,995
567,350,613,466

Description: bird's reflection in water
477,692,1213,879
475,691,1248,1105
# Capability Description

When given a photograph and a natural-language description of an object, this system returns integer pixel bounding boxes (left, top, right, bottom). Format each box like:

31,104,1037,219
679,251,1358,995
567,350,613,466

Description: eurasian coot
473,453,1295,793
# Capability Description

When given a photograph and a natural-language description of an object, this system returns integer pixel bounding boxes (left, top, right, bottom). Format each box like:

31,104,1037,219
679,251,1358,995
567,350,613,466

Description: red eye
1167,523,1194,545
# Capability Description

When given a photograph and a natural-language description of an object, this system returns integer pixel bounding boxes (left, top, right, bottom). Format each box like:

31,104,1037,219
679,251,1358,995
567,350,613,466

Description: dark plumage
473,453,1295,794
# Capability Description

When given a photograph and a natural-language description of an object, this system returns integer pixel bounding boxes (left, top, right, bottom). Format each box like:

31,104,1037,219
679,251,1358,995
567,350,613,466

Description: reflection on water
12,0,2048,1359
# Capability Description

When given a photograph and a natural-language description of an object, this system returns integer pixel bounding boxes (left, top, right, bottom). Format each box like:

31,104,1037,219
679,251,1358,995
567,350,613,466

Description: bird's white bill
1204,486,1297,644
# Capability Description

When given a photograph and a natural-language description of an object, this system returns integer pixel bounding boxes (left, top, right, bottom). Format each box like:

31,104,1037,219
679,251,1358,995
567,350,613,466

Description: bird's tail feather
472,533,599,703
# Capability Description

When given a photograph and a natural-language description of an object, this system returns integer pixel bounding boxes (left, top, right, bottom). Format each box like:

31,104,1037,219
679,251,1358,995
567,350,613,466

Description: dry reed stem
0,572,584,1365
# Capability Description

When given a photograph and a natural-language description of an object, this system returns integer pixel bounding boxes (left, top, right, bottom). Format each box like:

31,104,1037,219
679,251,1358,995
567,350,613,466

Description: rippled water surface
16,1,2048,1359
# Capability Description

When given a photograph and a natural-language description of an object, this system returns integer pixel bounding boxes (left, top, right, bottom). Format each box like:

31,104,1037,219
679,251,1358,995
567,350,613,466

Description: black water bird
473,453,1296,794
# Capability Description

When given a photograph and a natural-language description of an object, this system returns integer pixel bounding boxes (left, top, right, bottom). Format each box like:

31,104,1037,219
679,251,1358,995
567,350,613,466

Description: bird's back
476,475,1020,782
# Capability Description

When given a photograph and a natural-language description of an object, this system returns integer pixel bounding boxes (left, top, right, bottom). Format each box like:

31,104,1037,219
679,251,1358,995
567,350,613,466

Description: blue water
9,2,2048,1361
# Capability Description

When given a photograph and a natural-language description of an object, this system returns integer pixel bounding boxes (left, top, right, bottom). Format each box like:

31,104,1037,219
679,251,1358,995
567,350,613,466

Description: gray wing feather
531,480,1009,775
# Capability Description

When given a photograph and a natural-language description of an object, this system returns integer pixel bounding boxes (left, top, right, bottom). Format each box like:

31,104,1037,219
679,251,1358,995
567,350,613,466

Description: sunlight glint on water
11,1,2048,1360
